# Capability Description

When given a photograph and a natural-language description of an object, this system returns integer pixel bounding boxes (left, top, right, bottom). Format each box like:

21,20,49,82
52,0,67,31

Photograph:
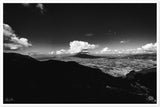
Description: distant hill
71,52,103,58
122,53,156,60
71,52,156,60
4,53,156,103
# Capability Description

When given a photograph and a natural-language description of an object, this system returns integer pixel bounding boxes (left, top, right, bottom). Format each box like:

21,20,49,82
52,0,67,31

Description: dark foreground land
4,53,156,103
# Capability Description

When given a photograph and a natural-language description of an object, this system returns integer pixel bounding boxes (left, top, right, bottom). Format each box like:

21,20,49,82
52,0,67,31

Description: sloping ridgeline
4,53,156,103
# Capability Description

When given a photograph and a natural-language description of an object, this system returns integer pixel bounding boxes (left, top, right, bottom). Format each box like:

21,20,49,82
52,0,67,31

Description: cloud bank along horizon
49,42,157,55
97,43,157,54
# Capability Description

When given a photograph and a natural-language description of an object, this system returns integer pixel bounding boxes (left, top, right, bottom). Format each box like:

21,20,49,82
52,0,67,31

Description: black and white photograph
2,1,159,104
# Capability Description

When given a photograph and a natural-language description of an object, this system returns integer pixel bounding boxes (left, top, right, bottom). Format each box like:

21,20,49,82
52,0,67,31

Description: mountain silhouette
4,53,156,103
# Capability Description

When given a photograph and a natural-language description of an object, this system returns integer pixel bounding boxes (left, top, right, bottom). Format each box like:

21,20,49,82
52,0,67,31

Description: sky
3,3,157,55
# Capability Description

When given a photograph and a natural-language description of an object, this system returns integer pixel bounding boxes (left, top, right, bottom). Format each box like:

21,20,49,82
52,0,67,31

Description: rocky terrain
4,53,156,103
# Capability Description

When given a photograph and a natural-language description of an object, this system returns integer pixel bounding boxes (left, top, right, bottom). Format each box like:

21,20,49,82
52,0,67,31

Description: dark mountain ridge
4,53,156,103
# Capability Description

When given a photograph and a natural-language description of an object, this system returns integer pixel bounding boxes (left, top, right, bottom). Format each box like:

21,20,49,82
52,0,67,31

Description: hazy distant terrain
37,53,156,77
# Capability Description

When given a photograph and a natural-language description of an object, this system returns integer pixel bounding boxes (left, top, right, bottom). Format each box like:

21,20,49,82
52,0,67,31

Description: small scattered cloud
36,3,45,14
101,47,109,52
99,47,111,54
49,50,55,54
55,40,98,55
120,40,129,44
22,3,45,14
3,24,32,51
56,49,68,55
120,41,125,44
97,48,121,54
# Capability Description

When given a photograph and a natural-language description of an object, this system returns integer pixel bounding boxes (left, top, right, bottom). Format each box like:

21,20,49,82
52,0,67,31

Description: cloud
98,48,121,54
120,40,129,44
22,3,45,14
49,50,55,54
97,42,157,54
120,41,125,44
3,24,32,51
141,43,157,52
4,44,23,50
55,40,97,54
56,49,68,55
101,47,109,52
68,41,97,54
126,43,157,54
99,47,111,54
36,3,45,14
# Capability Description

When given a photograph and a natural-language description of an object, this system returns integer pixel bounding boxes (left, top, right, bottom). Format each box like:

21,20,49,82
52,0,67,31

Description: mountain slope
4,53,156,103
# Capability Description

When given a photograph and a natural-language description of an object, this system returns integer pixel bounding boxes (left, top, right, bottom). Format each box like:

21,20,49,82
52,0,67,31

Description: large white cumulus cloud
3,24,32,50
68,40,97,54
141,43,157,52
55,40,97,54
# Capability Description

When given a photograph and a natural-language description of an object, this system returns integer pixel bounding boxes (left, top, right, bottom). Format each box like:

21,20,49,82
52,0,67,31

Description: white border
1,0,159,3
0,0,159,107
157,0,160,106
